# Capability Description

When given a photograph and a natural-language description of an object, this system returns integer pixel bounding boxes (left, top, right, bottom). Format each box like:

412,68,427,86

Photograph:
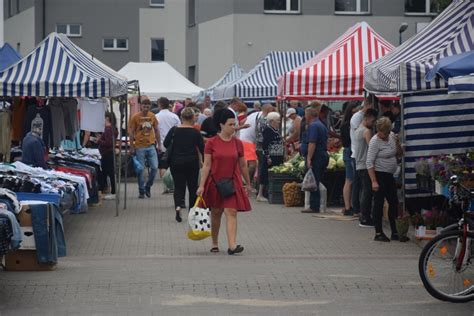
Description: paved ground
0,180,473,315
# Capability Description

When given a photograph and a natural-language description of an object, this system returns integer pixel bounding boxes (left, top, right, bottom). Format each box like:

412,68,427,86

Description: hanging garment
48,98,66,148
78,98,108,133
0,110,12,162
62,98,78,139
11,97,26,142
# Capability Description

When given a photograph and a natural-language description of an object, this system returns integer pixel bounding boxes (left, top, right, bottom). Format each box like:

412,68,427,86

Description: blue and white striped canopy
364,0,474,94
403,91,474,197
0,32,128,97
214,51,316,102
196,64,246,101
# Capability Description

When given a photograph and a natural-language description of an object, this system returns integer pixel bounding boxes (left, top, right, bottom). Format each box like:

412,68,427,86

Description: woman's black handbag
211,139,239,198
213,177,236,198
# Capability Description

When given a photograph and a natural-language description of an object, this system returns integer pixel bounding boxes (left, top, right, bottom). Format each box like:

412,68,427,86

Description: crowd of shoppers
123,93,406,254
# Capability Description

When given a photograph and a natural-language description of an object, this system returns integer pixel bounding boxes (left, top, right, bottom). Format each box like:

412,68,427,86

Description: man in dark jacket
22,115,48,169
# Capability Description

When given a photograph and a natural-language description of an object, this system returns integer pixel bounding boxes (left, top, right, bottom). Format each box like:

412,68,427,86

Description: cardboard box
5,250,56,271
17,206,32,227
19,227,35,250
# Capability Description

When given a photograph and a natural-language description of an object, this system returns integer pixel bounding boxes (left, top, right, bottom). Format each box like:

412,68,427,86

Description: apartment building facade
4,0,436,87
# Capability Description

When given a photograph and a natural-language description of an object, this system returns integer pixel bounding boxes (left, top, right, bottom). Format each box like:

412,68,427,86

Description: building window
150,0,164,7
335,0,370,14
102,38,129,51
56,24,82,37
188,0,196,26
264,0,300,14
405,0,438,15
188,66,196,84
151,39,165,61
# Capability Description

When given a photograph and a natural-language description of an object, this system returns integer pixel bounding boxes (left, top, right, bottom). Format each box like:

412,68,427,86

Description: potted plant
395,215,410,240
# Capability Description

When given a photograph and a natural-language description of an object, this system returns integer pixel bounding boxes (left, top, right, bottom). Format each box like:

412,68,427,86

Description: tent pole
111,97,119,217
124,93,129,210
400,94,405,218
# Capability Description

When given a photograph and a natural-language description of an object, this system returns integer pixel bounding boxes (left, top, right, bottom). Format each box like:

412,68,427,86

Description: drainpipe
42,0,46,38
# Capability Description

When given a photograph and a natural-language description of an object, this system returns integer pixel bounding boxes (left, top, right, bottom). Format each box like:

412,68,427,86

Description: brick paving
0,180,473,315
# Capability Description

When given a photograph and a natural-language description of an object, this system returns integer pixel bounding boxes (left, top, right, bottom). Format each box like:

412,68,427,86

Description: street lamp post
399,22,408,45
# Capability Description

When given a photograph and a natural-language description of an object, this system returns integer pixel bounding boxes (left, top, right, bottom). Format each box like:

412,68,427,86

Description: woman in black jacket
164,107,205,222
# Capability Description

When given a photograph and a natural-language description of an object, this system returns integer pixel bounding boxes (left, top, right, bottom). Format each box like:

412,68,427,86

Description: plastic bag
187,196,212,241
301,169,318,191
163,169,174,190
132,155,144,174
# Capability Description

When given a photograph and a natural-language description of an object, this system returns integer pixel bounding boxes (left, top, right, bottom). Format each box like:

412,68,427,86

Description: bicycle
418,175,474,303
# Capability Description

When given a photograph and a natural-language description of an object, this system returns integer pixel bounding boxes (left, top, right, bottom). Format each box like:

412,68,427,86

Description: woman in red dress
197,109,252,255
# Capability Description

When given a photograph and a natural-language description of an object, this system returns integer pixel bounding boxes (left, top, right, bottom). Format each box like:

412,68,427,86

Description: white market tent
118,62,203,100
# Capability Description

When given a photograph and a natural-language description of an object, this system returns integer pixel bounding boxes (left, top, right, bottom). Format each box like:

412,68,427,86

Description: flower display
415,152,474,187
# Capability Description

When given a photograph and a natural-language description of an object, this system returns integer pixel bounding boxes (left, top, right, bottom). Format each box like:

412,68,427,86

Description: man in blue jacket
22,114,48,169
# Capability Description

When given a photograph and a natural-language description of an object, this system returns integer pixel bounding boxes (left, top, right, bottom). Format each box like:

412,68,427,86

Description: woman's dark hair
341,101,359,125
105,111,117,128
213,108,235,132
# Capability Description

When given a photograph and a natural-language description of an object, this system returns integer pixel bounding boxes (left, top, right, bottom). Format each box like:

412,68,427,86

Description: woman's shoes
210,247,220,253
227,245,244,255
175,207,182,223
256,196,268,202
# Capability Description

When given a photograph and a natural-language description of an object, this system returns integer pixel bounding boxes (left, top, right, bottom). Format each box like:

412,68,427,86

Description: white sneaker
103,194,116,200
256,196,268,202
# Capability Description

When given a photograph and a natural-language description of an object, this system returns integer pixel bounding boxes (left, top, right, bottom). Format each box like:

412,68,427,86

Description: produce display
269,146,345,180
282,182,304,207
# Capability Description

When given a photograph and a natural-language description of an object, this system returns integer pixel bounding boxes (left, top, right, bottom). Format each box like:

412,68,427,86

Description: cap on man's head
286,108,297,118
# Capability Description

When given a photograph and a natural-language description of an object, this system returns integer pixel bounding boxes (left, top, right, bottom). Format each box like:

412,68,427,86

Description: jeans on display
170,162,200,209
373,171,398,235
309,151,329,212
30,203,66,264
136,145,158,194
351,158,360,213
357,169,373,222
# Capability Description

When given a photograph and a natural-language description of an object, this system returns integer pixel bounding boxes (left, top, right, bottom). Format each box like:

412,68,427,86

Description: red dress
203,136,251,212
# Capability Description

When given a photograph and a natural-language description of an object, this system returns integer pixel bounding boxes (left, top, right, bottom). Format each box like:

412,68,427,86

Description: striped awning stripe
364,0,474,94
0,32,128,97
214,51,315,102
279,22,394,100
198,64,245,101
403,91,474,197
449,74,474,93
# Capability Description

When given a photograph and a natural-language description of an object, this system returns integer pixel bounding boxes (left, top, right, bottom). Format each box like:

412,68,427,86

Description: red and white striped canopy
278,22,394,100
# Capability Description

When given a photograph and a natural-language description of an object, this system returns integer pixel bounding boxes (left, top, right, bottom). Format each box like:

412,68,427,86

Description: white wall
197,14,234,87
139,1,186,76
4,6,35,56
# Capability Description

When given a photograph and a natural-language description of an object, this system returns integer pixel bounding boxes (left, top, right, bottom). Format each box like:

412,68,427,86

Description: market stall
213,51,316,103
278,22,394,101
0,32,129,270
118,62,203,100
364,0,474,199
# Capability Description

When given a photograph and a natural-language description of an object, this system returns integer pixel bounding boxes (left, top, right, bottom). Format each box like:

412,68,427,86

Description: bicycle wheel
419,230,474,303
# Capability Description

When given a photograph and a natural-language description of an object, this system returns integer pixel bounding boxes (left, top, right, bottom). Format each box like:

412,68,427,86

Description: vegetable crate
268,192,285,204
268,172,301,205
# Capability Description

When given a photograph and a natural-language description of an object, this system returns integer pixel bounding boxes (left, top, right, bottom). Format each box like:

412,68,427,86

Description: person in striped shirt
366,117,405,242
